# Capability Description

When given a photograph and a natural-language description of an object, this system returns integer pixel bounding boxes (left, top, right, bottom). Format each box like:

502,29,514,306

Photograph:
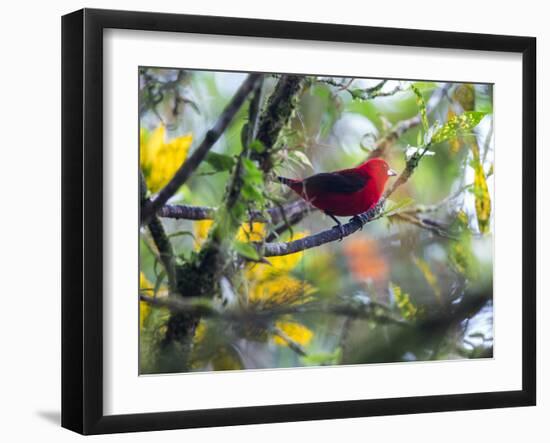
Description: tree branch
261,133,437,257
141,283,491,331
157,199,312,223
147,215,178,290
258,84,452,240
192,78,267,287
318,78,403,100
139,293,407,327
254,75,305,172
154,84,452,258
391,213,458,240
140,171,177,290
155,84,452,244
141,73,262,225
261,200,385,256
346,284,492,364
367,83,451,159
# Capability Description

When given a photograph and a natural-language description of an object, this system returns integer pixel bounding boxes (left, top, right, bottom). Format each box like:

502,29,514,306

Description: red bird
278,157,397,227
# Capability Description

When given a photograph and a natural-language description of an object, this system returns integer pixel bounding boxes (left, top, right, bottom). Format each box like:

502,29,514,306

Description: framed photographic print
62,8,536,435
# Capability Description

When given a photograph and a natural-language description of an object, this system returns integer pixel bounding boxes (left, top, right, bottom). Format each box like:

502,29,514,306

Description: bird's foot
350,215,364,230
332,223,346,241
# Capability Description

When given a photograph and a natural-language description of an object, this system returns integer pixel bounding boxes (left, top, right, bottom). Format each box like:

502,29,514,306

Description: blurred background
139,68,494,373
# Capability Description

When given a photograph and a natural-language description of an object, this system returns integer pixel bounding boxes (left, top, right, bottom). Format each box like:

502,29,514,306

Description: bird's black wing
303,170,367,194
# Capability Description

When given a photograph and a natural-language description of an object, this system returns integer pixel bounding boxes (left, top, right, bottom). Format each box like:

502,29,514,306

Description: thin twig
401,183,473,214
139,293,407,327
141,73,262,224
265,206,312,242
391,213,458,240
366,83,451,159
270,326,307,356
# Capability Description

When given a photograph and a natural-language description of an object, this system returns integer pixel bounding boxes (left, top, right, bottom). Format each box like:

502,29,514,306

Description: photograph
138,68,494,375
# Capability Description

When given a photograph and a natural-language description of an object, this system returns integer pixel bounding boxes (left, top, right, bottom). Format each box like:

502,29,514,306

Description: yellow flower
391,283,419,320
193,321,208,343
273,321,313,346
193,220,265,250
192,222,315,352
248,274,315,308
139,272,152,330
236,222,266,242
244,231,314,308
246,231,308,281
140,124,193,193
139,272,170,330
193,219,215,249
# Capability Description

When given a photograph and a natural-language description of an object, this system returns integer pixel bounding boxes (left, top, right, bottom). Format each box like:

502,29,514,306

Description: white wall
0,1,545,441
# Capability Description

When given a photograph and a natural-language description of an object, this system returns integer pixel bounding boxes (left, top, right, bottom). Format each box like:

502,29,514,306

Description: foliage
139,70,494,373
431,111,487,145
470,142,492,234
391,283,419,320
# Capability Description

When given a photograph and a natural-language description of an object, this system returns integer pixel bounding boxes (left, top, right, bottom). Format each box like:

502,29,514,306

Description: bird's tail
277,176,298,187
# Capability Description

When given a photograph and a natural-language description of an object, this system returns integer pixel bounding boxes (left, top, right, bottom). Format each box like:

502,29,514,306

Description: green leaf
238,158,264,204
391,283,419,320
470,146,491,234
349,88,371,100
241,157,265,205
242,158,263,183
249,140,266,153
411,85,429,133
205,152,236,172
241,184,264,202
233,241,260,260
301,348,342,366
431,111,487,144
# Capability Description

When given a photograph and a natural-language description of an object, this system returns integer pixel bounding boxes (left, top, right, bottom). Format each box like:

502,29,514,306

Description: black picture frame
62,8,537,435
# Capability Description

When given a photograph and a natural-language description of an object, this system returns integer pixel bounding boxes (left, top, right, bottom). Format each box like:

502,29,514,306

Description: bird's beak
388,168,398,177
